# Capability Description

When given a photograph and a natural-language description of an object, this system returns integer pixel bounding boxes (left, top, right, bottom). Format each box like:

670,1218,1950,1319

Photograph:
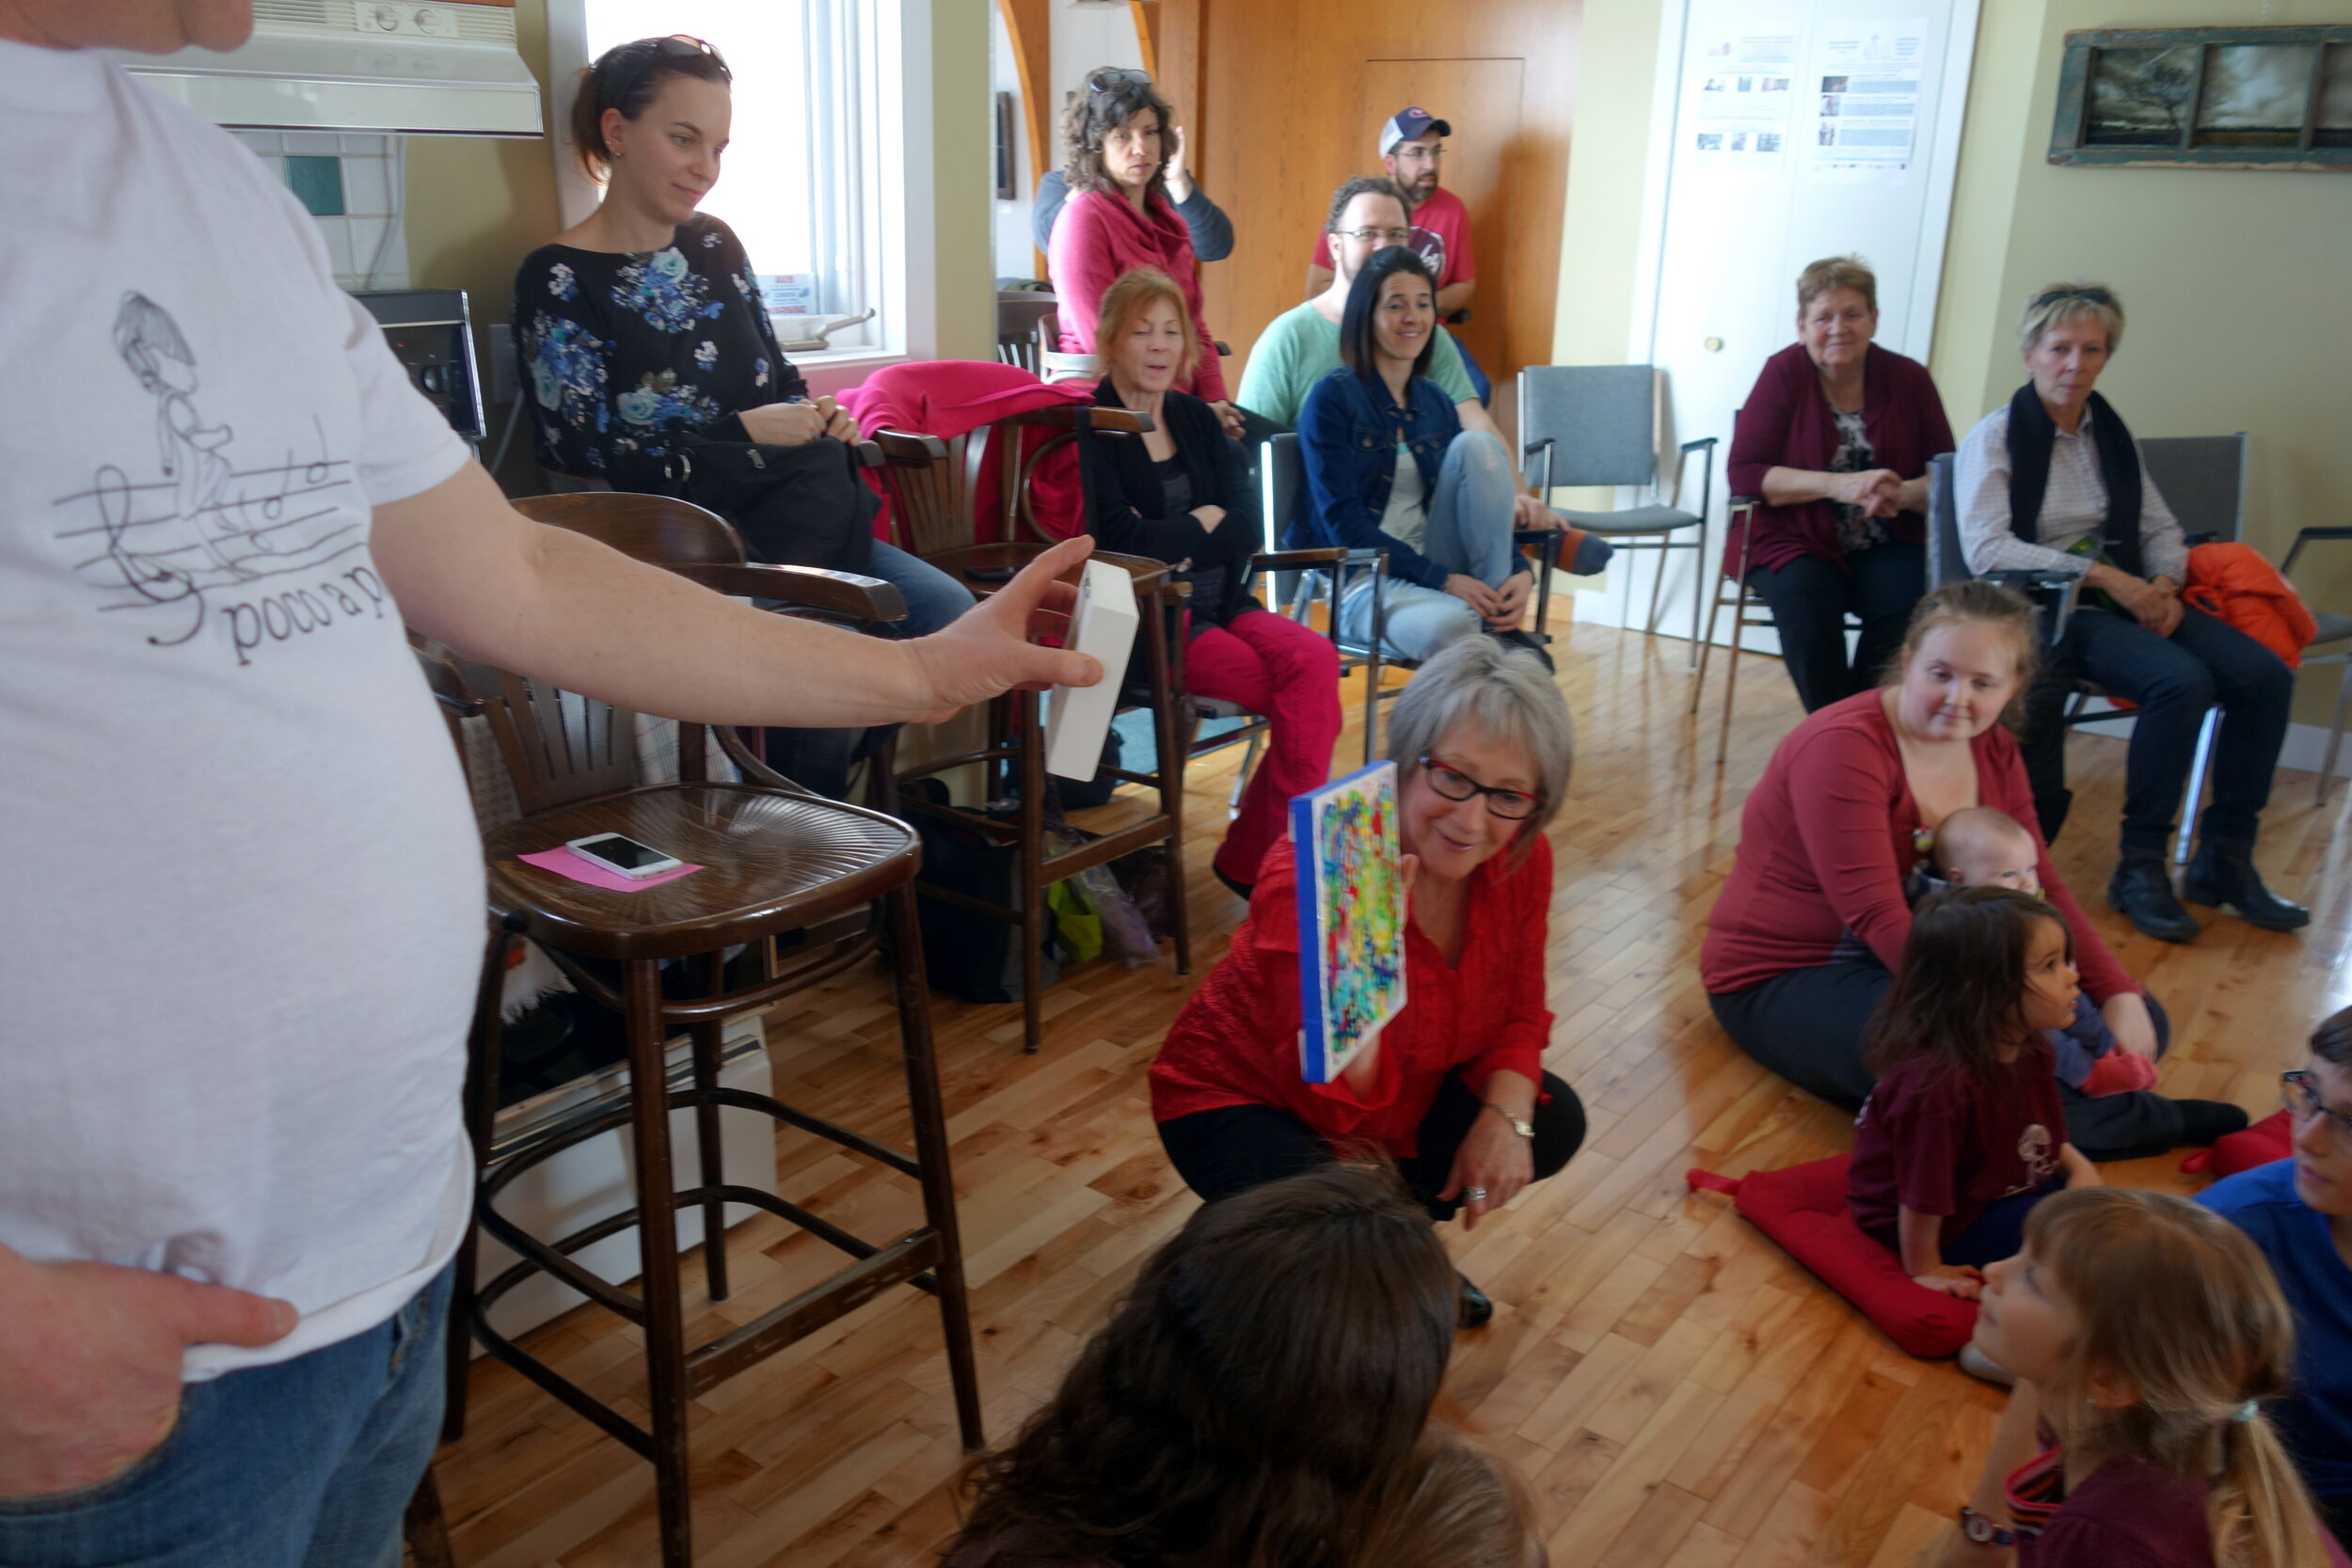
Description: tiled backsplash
234,132,409,292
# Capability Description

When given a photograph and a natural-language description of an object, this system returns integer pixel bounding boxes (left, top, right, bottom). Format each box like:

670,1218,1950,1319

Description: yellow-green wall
1554,0,2352,729
399,3,996,483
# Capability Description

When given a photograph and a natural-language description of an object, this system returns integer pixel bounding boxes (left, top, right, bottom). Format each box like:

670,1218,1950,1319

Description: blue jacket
1296,366,1508,592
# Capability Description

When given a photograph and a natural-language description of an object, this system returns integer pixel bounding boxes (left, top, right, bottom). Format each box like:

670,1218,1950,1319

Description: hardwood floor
426,615,2351,1568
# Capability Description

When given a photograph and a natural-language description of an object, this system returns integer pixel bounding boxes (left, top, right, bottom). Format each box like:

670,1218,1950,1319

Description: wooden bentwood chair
419,494,981,1568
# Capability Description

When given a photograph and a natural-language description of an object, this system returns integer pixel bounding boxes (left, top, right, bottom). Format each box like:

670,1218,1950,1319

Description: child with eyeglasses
2199,1005,2352,1548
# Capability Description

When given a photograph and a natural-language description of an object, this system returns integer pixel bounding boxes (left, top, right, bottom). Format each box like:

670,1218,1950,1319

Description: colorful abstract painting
1293,762,1408,1084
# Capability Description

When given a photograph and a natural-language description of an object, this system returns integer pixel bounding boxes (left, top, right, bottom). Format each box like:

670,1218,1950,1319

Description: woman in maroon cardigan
1726,255,1954,713
1700,581,2247,1162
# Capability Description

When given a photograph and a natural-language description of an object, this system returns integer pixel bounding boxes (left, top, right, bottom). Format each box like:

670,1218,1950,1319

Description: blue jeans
2021,604,2293,854
1337,429,1520,661
0,1262,454,1568
865,537,977,640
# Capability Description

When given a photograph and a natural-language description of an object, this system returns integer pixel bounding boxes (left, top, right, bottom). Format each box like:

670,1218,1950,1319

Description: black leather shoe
2108,859,2201,943
1457,1272,1494,1329
1488,627,1555,673
2182,841,2311,931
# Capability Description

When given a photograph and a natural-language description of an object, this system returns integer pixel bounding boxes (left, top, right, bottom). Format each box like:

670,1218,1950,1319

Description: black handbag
678,434,879,575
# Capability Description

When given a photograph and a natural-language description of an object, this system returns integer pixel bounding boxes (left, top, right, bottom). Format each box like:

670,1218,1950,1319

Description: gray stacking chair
1518,365,1716,657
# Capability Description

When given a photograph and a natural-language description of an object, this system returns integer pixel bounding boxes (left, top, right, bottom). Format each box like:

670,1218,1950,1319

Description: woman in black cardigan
1082,267,1343,897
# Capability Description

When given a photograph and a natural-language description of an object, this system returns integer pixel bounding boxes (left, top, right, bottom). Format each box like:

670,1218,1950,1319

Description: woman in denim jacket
1297,248,1610,665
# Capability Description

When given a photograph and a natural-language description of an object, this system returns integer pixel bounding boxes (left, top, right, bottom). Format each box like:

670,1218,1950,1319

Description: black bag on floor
902,778,1058,1004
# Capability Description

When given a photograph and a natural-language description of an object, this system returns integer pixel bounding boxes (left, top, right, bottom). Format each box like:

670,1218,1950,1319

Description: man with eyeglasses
0,0,1103,1560
2199,1006,2352,1546
1301,107,1476,321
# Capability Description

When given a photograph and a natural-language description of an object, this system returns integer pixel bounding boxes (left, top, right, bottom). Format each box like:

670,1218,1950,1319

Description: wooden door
1358,57,1523,377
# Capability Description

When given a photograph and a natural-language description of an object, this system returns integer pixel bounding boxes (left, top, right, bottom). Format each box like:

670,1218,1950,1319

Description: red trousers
1181,609,1343,884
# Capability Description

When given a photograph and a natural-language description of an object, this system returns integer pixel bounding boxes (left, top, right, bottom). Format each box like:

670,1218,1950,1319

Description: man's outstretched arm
371,460,1101,728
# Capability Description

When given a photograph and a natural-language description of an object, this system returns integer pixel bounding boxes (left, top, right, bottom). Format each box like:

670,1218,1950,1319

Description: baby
1928,807,2157,1097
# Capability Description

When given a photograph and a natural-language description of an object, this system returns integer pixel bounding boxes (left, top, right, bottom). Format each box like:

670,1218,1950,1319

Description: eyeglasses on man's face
1335,227,1414,244
1420,753,1540,820
2283,1070,2352,1148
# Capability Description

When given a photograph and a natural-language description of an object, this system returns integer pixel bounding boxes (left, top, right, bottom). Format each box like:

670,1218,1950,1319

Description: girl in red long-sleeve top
1701,582,2245,1161
1152,636,1588,1327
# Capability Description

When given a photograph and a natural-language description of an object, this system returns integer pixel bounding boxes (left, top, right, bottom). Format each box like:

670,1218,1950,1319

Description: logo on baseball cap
1380,106,1452,155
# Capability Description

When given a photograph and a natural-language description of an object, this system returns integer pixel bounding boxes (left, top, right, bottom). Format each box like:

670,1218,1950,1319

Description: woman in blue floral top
515,36,972,794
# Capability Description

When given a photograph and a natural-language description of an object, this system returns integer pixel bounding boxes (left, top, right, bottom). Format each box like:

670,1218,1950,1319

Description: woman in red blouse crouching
1152,635,1588,1326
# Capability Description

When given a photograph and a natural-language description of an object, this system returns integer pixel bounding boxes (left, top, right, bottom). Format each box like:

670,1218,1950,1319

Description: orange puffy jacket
2182,541,2316,669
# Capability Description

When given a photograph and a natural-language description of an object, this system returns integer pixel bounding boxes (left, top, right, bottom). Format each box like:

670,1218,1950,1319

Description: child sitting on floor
1849,888,2101,1302
1930,807,2159,1098
1940,1187,2347,1568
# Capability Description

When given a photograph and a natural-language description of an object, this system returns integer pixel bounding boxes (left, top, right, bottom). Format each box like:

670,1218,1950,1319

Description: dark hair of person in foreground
946,1162,1457,1568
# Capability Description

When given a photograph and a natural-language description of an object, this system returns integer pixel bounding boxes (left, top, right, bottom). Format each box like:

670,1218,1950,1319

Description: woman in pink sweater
1047,68,1237,433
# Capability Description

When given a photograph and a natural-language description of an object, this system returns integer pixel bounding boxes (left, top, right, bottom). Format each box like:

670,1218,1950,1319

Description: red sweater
1150,837,1552,1156
1724,341,1954,577
1047,187,1228,404
1699,692,2137,1004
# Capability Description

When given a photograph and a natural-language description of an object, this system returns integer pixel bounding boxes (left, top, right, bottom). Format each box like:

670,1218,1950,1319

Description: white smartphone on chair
564,832,685,879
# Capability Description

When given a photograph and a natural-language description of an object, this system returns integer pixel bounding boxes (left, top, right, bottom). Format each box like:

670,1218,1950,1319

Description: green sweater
1234,301,1475,427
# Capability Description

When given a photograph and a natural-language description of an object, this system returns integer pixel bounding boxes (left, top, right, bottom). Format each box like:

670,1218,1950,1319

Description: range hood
110,0,541,137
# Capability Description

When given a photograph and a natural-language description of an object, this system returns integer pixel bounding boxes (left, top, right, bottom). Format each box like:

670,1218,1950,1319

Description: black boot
2181,840,2311,931
2108,858,2201,943
1457,1272,1494,1329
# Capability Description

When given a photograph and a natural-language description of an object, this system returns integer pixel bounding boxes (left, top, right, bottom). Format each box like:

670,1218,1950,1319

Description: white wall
1050,4,1144,111
989,6,1035,281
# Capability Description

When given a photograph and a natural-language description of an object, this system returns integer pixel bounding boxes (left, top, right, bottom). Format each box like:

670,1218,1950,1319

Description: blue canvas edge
1294,760,1398,1085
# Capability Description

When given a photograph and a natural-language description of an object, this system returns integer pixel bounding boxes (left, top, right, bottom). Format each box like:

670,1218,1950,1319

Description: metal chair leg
1231,729,1262,816
1692,573,1724,716
1644,535,1669,636
1717,594,1748,767
1143,590,1191,977
1687,520,1708,666
624,958,695,1568
2321,665,2352,803
2175,705,2221,866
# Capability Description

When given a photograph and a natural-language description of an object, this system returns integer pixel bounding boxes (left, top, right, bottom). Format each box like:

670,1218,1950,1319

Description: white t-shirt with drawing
0,43,480,1377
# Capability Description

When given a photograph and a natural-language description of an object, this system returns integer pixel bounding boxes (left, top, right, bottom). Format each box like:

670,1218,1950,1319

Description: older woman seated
2200,1006,2352,1548
1726,255,1953,713
1701,580,2246,1161
1151,636,1588,1326
1956,282,2303,942
1082,266,1343,897
1296,247,1610,669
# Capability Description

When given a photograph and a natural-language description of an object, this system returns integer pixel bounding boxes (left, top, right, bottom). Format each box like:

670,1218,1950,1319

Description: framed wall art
2049,25,2352,168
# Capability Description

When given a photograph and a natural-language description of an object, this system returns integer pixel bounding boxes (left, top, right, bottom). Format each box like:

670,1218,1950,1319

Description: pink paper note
517,847,705,893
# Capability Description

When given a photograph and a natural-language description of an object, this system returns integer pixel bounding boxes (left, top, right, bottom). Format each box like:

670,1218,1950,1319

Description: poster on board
1690,30,1799,170
1810,18,1928,183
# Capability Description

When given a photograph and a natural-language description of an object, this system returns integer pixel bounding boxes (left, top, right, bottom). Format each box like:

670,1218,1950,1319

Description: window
572,0,901,356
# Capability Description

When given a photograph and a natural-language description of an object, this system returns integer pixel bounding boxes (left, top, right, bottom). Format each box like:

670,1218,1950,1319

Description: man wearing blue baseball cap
1303,106,1477,319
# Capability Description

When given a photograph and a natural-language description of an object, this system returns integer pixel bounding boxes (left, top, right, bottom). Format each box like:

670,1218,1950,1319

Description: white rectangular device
1043,559,1140,782
564,832,685,879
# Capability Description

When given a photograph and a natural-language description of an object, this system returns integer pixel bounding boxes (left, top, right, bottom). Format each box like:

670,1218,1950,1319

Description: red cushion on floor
2181,1108,2295,1179
1688,1156,1979,1360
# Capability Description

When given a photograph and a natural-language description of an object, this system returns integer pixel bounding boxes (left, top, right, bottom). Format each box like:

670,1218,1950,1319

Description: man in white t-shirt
0,2,1102,1560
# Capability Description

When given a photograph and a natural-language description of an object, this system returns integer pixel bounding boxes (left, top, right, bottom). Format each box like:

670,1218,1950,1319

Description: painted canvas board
1292,762,1408,1085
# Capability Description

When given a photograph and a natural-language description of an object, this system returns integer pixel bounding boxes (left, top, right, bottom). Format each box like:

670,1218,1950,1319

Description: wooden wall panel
1193,0,1581,404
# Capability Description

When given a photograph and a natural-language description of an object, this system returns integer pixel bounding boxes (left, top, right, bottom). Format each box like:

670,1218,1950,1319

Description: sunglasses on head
2033,284,2113,309
603,35,728,107
1088,67,1153,96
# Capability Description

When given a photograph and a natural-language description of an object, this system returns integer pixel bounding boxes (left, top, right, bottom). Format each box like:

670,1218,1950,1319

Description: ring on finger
1465,1186,1489,1204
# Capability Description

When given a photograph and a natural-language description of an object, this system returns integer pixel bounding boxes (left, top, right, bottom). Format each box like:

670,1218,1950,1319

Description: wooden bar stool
421,637,981,1568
